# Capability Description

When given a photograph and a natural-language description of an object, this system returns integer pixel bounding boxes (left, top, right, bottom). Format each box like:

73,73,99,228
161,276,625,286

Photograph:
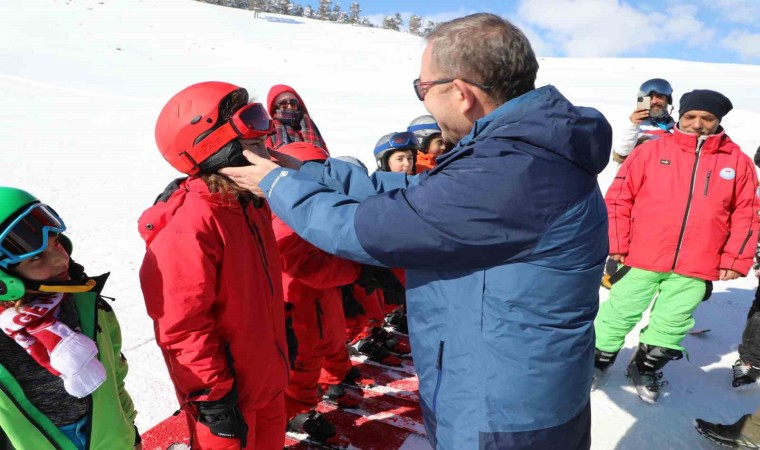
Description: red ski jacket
138,177,288,411
272,215,359,353
606,127,759,280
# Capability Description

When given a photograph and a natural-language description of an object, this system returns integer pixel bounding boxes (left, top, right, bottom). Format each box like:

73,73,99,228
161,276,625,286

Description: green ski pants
595,267,707,353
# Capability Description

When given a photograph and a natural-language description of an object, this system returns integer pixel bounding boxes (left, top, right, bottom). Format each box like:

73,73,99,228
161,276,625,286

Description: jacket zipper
703,170,712,196
739,231,754,256
84,298,100,450
0,383,64,449
239,201,288,381
432,340,444,413
239,201,274,296
315,298,324,339
672,136,707,270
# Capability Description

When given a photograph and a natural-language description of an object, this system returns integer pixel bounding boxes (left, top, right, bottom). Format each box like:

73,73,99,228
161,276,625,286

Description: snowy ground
1,1,760,448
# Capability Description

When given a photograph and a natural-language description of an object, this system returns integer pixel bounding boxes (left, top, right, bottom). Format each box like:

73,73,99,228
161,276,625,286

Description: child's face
426,134,446,157
14,234,70,282
388,150,414,174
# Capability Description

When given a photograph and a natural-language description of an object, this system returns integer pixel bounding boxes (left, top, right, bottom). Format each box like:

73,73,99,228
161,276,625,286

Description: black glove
284,303,298,367
341,285,366,318
356,265,404,295
383,289,406,306
196,387,248,447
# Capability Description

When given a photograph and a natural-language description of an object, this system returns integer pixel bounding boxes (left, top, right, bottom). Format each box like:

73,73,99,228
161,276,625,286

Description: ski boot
695,415,760,449
626,343,682,403
288,410,348,447
348,335,403,367
591,349,618,391
370,327,411,355
385,306,408,334
733,359,760,389
320,382,361,409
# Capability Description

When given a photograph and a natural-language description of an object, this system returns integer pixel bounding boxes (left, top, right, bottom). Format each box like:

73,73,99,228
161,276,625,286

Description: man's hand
720,269,742,281
629,109,649,125
219,150,282,198
610,254,626,264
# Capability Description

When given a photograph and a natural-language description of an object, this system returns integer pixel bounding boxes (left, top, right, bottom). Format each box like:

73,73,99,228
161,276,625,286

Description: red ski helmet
275,142,329,163
155,81,254,175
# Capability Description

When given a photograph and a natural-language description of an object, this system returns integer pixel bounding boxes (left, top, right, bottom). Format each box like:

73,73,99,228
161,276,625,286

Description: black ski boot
348,335,403,366
626,343,682,403
695,415,760,449
591,348,618,391
385,306,408,334
733,359,760,389
320,382,361,409
288,410,337,442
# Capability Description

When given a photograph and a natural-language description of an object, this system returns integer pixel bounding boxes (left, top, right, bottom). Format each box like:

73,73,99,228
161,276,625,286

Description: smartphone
636,95,651,111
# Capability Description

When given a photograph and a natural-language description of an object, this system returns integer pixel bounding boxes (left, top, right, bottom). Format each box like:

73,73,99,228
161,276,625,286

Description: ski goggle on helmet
0,202,66,268
638,78,673,105
374,131,419,155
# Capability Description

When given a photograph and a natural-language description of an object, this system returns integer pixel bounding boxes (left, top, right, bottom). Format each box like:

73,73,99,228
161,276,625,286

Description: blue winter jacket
260,85,612,449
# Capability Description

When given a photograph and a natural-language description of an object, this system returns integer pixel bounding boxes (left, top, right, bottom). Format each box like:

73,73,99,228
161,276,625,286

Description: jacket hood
444,85,612,175
137,177,241,246
267,84,309,116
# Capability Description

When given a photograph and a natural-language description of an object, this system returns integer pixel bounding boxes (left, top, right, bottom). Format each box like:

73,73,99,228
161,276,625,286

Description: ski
318,388,425,435
350,354,416,376
345,362,419,403
285,430,351,449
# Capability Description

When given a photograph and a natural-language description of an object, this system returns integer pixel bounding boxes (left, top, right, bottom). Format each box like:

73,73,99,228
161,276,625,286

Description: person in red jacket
593,89,760,404
139,82,289,450
270,142,407,444
265,85,328,151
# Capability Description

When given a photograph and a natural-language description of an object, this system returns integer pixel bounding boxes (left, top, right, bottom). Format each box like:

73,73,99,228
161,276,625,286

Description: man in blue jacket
222,13,611,450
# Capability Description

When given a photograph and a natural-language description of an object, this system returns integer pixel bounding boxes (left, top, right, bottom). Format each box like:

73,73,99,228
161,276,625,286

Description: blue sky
357,0,760,64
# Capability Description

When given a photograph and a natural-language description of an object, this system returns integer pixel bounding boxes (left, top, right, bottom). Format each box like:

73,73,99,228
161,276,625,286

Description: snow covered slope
1,1,760,448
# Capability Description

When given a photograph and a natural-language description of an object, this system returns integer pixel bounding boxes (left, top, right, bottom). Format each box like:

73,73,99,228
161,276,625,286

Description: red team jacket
138,177,288,410
606,127,759,280
272,215,360,354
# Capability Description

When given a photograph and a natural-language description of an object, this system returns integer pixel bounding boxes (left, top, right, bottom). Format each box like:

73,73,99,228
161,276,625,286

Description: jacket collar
673,126,734,154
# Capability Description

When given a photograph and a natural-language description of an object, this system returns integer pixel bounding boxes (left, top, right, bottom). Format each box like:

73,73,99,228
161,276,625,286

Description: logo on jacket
720,168,736,180
660,159,670,165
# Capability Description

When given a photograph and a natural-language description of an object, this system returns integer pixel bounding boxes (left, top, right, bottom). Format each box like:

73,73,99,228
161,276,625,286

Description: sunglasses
178,103,274,175
375,131,419,154
0,203,66,268
276,99,300,108
413,78,493,101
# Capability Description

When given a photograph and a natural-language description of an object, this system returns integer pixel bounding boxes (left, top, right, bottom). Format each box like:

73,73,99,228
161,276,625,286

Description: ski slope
2,0,760,448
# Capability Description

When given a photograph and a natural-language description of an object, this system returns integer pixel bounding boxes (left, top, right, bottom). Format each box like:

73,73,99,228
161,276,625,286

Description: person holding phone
594,89,758,404
611,78,676,165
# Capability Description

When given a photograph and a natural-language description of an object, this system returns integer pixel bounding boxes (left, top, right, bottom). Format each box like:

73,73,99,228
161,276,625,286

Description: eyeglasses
179,103,274,175
276,99,300,109
0,203,66,267
413,78,493,101
374,131,419,154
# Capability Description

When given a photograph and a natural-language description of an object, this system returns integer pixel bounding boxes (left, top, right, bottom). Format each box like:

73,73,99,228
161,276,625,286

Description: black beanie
679,89,733,121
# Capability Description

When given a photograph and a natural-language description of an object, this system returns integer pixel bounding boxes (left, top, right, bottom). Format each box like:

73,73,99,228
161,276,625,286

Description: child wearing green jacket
0,187,140,450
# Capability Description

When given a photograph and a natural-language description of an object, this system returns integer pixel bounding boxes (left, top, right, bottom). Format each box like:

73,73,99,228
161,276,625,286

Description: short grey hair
427,13,539,104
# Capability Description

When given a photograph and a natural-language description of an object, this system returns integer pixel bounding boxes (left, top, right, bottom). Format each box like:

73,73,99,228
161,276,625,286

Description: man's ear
453,79,477,115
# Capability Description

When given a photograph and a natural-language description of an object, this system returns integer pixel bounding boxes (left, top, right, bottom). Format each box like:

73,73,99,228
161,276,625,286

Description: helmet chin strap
1,259,109,302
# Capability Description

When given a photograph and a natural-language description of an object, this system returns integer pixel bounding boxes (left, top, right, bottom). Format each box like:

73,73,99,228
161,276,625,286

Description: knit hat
678,89,733,121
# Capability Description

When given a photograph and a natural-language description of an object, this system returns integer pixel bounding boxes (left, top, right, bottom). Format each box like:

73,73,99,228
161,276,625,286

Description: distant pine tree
408,15,421,35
